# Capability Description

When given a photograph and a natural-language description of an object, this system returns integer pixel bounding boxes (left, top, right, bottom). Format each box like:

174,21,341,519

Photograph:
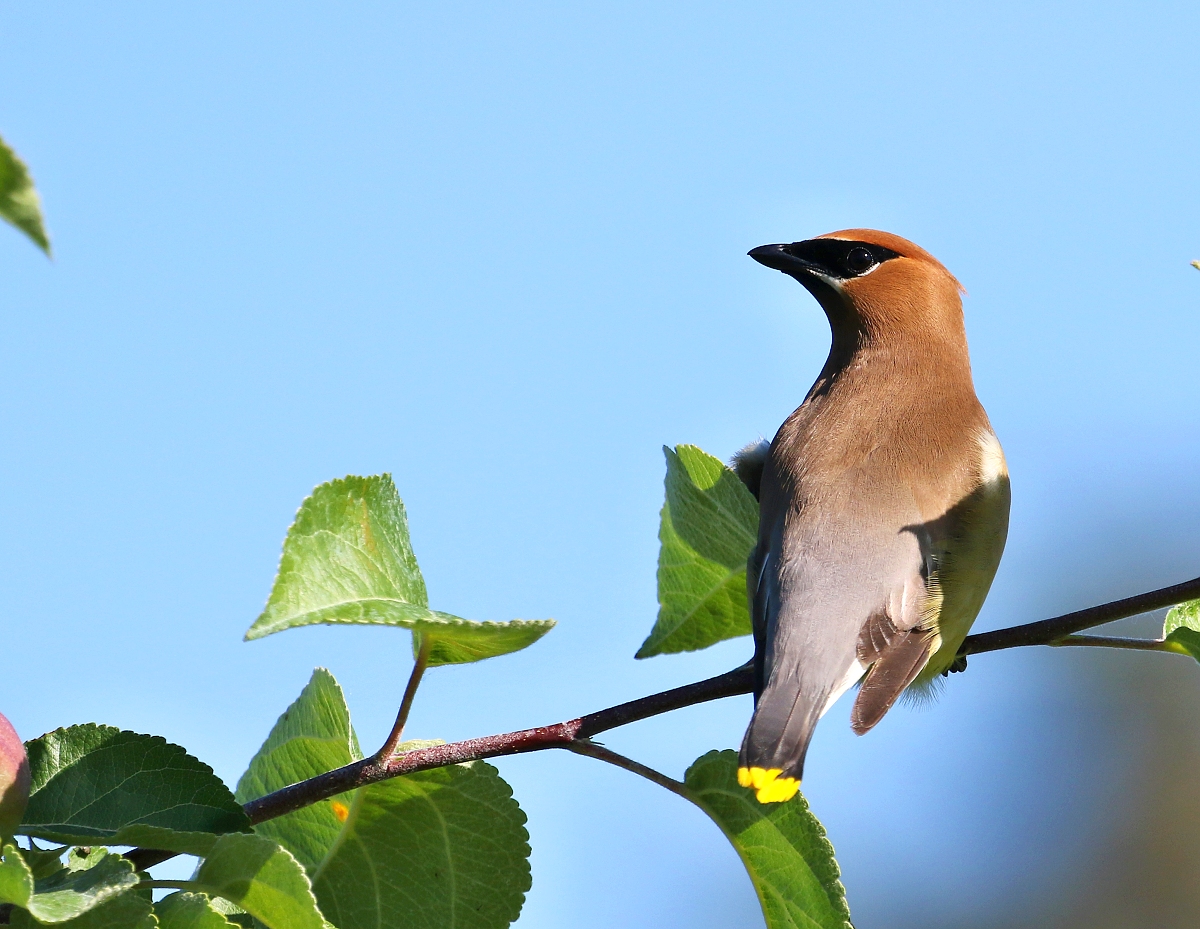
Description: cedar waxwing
736,230,1010,804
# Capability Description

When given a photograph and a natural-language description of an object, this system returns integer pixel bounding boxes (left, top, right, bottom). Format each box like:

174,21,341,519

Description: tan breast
769,339,993,527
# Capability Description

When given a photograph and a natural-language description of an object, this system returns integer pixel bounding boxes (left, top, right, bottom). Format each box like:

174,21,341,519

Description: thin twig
124,574,1200,873
961,574,1200,656
565,740,692,801
1050,634,1183,653
376,635,432,761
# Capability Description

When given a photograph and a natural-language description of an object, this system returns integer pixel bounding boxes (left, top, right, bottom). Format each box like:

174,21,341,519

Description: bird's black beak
748,243,819,278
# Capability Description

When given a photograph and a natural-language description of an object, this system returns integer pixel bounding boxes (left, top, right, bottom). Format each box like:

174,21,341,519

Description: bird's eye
845,246,875,274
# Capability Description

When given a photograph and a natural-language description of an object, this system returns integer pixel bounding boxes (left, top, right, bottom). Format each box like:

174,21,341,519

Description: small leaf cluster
0,723,315,928
1,458,853,928
1,475,545,928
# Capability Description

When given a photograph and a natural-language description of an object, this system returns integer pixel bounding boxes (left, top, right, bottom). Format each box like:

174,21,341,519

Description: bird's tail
736,680,822,804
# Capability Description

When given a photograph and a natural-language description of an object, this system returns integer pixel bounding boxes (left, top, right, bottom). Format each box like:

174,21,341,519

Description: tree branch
241,661,753,825
126,574,1200,872
960,574,1200,656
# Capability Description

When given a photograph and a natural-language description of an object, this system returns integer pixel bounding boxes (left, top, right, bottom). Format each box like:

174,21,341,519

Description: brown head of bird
749,229,968,360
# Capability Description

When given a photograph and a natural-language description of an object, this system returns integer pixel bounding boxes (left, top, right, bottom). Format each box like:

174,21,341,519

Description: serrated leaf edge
685,750,853,929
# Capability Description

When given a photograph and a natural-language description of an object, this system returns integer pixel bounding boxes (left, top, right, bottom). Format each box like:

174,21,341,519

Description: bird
736,230,1010,804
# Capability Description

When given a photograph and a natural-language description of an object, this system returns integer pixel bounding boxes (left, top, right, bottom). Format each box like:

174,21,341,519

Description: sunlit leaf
412,617,555,666
685,750,852,929
245,475,553,665
234,669,361,874
0,134,49,254
0,842,140,924
236,669,532,928
155,892,241,929
1163,599,1200,661
0,843,34,911
21,726,248,851
8,889,155,929
193,834,324,929
310,756,530,929
637,446,758,658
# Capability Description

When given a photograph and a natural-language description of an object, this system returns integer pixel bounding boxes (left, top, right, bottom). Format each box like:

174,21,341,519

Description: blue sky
2,3,1199,926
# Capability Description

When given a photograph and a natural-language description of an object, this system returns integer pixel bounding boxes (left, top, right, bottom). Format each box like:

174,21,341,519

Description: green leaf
64,849,107,874
246,475,429,639
0,134,50,255
192,834,325,929
155,893,239,929
237,670,531,929
234,670,362,874
21,726,249,851
23,853,139,924
192,896,254,928
245,475,554,666
19,845,69,881
684,750,852,929
637,445,759,658
1163,599,1200,661
8,888,155,929
412,617,556,666
310,758,530,929
1163,599,1200,636
0,843,140,924
0,843,35,909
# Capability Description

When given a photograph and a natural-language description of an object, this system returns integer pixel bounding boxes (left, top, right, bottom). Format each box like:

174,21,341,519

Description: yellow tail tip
736,766,800,803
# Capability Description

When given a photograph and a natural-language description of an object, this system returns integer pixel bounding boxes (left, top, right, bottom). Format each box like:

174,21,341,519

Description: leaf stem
376,635,432,762
1050,634,1180,652
565,740,692,801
